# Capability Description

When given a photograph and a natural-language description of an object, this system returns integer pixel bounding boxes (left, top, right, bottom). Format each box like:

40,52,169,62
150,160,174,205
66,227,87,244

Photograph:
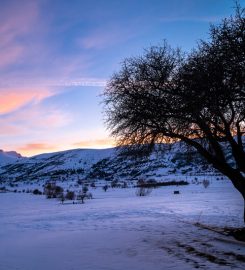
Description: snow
0,149,23,165
0,180,244,270
0,143,217,183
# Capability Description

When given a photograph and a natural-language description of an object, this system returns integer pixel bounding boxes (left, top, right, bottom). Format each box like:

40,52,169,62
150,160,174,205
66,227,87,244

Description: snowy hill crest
0,144,215,183
0,149,23,165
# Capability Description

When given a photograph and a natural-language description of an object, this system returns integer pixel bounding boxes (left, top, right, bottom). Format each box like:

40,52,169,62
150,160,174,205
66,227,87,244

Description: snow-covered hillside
0,143,216,184
0,150,23,165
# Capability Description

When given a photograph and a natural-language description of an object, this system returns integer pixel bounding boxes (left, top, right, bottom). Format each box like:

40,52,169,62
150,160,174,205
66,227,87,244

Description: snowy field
0,181,245,270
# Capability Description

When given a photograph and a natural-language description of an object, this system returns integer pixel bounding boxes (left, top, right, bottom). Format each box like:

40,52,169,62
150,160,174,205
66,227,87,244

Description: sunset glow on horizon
0,0,234,156
17,138,116,157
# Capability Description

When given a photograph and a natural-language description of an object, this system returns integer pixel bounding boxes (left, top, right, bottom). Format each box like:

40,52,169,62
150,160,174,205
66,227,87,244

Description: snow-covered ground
0,180,244,270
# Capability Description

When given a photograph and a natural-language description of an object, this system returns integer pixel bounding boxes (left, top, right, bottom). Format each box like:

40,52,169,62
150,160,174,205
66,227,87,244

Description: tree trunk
230,177,245,224
244,199,245,224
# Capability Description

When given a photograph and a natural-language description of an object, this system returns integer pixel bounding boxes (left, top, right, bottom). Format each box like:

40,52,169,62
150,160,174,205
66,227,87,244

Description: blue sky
0,0,237,156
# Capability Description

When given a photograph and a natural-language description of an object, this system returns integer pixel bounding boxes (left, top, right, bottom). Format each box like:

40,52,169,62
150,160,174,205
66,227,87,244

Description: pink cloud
0,86,71,139
23,106,71,129
0,123,22,136
0,1,39,68
0,87,54,115
0,45,23,68
0,1,39,39
0,102,71,133
17,142,58,156
0,1,100,89
19,143,56,151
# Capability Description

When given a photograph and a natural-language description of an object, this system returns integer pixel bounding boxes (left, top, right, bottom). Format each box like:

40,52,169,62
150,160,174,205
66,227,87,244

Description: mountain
0,143,215,184
0,150,23,165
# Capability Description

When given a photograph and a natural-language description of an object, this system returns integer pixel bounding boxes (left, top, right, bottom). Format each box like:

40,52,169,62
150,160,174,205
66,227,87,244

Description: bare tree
104,6,245,221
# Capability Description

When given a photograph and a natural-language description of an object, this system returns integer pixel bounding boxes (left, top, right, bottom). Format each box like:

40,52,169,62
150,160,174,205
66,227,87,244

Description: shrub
102,185,108,192
33,189,42,195
44,182,64,199
77,192,86,203
202,179,210,189
65,191,75,200
111,180,119,188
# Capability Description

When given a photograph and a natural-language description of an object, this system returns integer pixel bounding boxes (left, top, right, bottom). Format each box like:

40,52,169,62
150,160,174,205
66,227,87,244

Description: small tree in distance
104,6,245,222
202,179,210,189
65,191,75,200
103,185,108,192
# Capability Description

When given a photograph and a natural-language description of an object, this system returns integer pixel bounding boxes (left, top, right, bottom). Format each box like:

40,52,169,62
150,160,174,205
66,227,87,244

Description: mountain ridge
0,142,216,184
0,149,23,165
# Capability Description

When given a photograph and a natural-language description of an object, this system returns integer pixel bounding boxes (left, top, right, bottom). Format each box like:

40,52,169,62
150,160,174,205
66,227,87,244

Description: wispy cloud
0,45,23,68
54,78,107,87
0,1,95,88
80,32,116,49
19,143,55,151
0,97,72,139
0,1,39,69
0,77,107,89
18,142,58,156
0,124,22,136
0,87,54,115
78,24,136,50
159,15,224,23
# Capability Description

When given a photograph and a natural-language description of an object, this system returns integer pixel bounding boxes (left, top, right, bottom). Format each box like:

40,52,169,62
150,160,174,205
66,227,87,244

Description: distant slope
0,143,215,183
0,150,23,165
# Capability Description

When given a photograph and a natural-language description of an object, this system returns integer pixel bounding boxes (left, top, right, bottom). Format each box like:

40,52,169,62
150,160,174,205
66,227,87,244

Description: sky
0,0,238,156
